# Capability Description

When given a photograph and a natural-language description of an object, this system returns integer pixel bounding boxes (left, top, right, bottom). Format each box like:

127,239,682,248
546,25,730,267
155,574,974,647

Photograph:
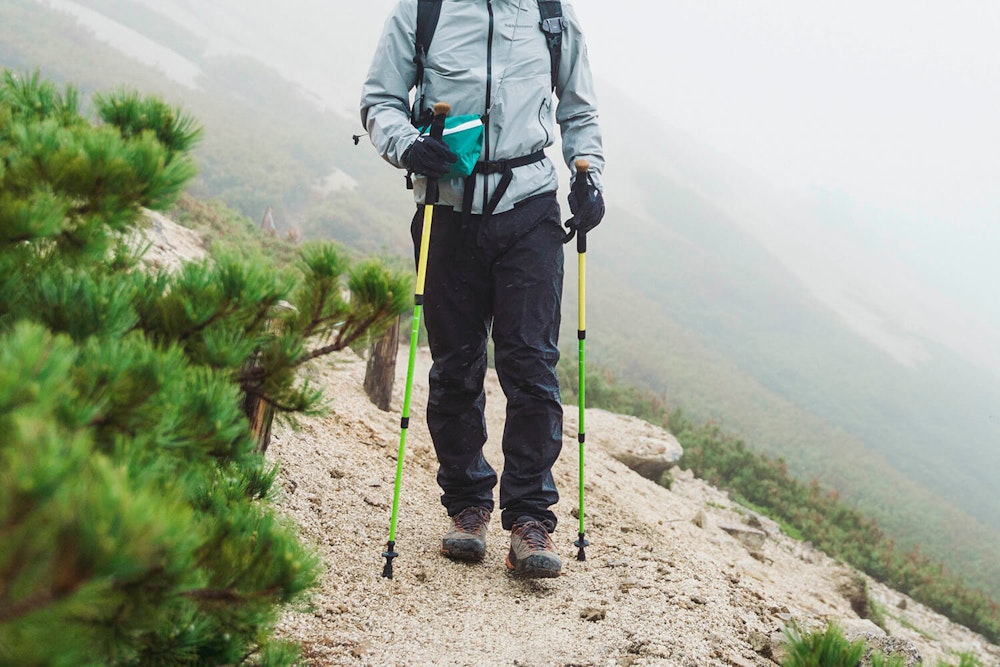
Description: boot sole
441,541,486,562
505,554,562,578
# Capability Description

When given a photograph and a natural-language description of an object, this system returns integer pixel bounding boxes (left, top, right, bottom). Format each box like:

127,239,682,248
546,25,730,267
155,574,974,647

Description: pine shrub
0,70,408,665
781,623,908,667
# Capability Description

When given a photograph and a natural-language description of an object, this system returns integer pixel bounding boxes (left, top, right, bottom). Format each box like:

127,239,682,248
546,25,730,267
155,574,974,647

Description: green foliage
0,70,407,665
0,71,197,264
869,652,908,667
165,195,302,270
781,623,910,667
0,68,81,125
286,243,412,358
671,409,1000,645
781,624,867,667
936,653,982,667
571,363,1000,648
95,87,202,154
8,0,1000,604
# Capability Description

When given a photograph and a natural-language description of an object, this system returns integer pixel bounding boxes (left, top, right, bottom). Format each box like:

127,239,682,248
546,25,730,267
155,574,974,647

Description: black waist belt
462,149,547,222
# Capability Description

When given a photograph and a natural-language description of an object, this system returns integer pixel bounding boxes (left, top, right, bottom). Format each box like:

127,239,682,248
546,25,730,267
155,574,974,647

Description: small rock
860,637,922,667
363,495,389,509
768,630,788,664
620,577,640,592
840,618,886,640
751,630,786,662
748,631,769,654
673,466,695,481
692,509,707,528
718,523,767,550
727,654,754,667
580,606,606,622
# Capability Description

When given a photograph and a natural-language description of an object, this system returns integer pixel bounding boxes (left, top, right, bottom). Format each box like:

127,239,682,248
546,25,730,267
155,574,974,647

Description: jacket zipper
483,0,495,213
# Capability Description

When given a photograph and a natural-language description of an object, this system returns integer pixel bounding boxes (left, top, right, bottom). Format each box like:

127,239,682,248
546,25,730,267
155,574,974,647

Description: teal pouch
419,114,484,179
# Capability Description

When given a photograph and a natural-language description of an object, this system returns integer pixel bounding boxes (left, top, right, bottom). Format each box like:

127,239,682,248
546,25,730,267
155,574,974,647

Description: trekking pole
382,101,451,579
572,158,591,562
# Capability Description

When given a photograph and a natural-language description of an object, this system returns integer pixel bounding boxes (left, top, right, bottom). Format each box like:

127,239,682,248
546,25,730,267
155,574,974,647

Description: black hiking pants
410,193,564,531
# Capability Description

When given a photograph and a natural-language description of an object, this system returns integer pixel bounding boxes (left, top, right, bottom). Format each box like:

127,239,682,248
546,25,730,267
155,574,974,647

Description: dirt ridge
267,348,1000,666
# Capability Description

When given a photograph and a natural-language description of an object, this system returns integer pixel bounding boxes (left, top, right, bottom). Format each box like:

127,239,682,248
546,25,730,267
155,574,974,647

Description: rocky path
266,349,999,667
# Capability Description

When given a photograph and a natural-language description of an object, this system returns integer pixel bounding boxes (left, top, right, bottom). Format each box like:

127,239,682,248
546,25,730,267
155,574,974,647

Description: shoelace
515,521,552,551
454,507,489,533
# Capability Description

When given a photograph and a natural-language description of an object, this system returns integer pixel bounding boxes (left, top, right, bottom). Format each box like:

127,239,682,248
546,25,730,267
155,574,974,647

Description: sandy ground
266,348,1000,667
135,208,999,666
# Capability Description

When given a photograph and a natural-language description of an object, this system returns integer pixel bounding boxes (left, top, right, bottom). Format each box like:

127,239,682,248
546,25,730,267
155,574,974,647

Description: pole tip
574,533,589,561
381,542,398,579
574,158,590,173
433,102,451,116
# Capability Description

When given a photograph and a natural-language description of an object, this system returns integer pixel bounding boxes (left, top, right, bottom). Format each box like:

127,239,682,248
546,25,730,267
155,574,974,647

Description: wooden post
364,316,400,411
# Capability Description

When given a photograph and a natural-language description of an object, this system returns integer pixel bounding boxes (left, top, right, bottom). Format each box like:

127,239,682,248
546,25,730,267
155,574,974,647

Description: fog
34,0,1000,559
578,2,1000,215
571,1,1000,332
114,0,1000,368
350,0,1000,340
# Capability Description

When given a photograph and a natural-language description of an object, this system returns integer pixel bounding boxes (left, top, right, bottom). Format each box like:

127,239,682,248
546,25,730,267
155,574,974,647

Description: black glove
403,135,457,179
566,173,605,235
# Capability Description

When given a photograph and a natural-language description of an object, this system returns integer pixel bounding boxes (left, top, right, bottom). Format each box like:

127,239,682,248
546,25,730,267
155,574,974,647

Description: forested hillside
4,0,998,601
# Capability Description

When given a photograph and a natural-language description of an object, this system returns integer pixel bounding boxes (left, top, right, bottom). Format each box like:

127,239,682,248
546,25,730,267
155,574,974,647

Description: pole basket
382,541,398,579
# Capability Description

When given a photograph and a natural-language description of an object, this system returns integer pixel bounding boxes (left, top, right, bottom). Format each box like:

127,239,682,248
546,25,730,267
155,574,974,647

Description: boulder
565,408,682,483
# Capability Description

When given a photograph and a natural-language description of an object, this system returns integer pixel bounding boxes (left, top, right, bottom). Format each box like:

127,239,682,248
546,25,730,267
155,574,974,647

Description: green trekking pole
382,101,451,579
572,158,591,561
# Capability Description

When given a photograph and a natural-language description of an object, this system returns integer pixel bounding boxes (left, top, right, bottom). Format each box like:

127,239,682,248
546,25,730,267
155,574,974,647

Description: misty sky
566,0,1000,346
351,0,1000,326
574,1,1000,223
48,0,1000,347
335,0,1000,343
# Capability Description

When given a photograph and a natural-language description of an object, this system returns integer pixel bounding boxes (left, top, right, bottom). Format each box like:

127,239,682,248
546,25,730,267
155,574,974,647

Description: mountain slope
265,346,1000,666
7,0,999,598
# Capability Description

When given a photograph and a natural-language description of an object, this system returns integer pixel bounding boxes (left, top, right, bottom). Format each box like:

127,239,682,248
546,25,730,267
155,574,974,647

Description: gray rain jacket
360,0,604,215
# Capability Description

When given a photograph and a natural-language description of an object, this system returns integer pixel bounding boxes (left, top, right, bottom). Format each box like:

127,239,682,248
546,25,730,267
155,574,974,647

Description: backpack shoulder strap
416,0,443,60
538,0,565,91
412,0,443,126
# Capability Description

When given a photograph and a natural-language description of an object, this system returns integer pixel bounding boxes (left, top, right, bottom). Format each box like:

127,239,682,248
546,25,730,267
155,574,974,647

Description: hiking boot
506,518,562,578
441,506,491,562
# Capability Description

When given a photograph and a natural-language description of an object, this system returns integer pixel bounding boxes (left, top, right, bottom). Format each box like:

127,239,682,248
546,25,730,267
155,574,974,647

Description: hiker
361,0,605,578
